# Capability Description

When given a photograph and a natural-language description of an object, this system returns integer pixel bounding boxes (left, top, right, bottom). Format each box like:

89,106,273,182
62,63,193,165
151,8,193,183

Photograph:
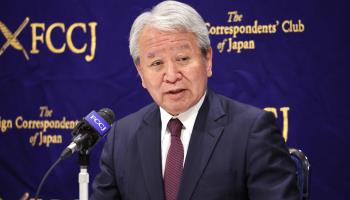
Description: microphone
34,108,115,199
60,108,115,160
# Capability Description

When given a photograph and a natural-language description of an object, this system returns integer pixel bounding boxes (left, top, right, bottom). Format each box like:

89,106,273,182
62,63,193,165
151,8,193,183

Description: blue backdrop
0,0,349,199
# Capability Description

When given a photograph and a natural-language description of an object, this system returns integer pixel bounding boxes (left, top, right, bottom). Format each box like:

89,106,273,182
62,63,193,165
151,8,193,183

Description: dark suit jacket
91,90,300,200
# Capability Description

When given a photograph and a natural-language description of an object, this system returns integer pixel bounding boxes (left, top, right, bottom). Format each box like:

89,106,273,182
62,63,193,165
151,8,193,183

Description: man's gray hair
129,0,211,64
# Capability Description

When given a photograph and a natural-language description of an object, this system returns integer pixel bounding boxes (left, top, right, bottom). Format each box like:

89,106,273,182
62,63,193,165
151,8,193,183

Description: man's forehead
146,43,192,58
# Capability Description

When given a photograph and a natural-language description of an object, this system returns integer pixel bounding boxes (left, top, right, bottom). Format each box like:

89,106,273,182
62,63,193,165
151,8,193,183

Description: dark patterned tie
164,118,184,200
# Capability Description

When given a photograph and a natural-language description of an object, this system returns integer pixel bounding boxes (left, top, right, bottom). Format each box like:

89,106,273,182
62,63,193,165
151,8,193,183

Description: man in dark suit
91,1,300,200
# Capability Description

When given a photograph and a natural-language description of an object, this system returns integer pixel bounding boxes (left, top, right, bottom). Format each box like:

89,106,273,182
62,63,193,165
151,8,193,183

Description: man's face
136,26,212,115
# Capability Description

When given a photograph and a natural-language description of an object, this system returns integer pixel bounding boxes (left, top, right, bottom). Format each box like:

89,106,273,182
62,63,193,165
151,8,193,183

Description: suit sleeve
246,111,300,200
90,123,121,200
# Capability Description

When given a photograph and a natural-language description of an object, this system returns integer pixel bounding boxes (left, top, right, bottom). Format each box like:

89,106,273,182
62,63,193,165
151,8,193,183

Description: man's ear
206,48,213,77
136,64,146,88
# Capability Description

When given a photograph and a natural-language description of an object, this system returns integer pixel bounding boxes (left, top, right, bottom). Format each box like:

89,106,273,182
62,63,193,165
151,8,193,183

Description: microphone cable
34,157,62,200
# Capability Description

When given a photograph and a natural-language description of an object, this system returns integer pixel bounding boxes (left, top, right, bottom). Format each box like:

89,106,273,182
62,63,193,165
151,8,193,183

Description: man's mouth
167,89,186,94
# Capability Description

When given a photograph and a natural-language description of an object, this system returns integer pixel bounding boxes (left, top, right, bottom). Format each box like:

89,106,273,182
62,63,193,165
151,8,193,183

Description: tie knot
167,118,182,137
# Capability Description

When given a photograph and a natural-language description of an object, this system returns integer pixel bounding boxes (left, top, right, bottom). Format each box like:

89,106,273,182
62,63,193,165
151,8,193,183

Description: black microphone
35,108,115,200
60,108,115,160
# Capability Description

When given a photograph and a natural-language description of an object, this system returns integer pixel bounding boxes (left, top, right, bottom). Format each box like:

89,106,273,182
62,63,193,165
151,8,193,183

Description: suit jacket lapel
137,105,165,200
177,90,226,200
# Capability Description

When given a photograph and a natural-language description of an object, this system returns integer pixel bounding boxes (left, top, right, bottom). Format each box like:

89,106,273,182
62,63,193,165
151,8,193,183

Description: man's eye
181,57,189,61
151,60,163,67
177,56,190,64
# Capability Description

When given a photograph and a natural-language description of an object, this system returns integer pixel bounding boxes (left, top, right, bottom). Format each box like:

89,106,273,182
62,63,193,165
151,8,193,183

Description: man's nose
163,62,181,83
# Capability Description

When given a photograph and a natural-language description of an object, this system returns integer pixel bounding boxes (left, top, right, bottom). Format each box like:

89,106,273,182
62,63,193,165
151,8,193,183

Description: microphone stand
78,150,89,200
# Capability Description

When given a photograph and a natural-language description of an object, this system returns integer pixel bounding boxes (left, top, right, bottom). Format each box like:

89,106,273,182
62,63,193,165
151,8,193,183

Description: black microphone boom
60,108,115,160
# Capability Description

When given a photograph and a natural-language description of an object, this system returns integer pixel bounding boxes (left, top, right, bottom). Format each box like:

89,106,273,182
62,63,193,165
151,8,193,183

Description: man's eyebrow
147,52,156,59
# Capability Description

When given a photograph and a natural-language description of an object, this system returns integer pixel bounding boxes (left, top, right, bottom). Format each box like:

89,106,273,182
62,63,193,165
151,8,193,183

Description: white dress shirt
160,92,206,176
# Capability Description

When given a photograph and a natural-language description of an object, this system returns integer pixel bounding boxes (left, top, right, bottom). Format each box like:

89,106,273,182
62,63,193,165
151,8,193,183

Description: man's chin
162,105,187,116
